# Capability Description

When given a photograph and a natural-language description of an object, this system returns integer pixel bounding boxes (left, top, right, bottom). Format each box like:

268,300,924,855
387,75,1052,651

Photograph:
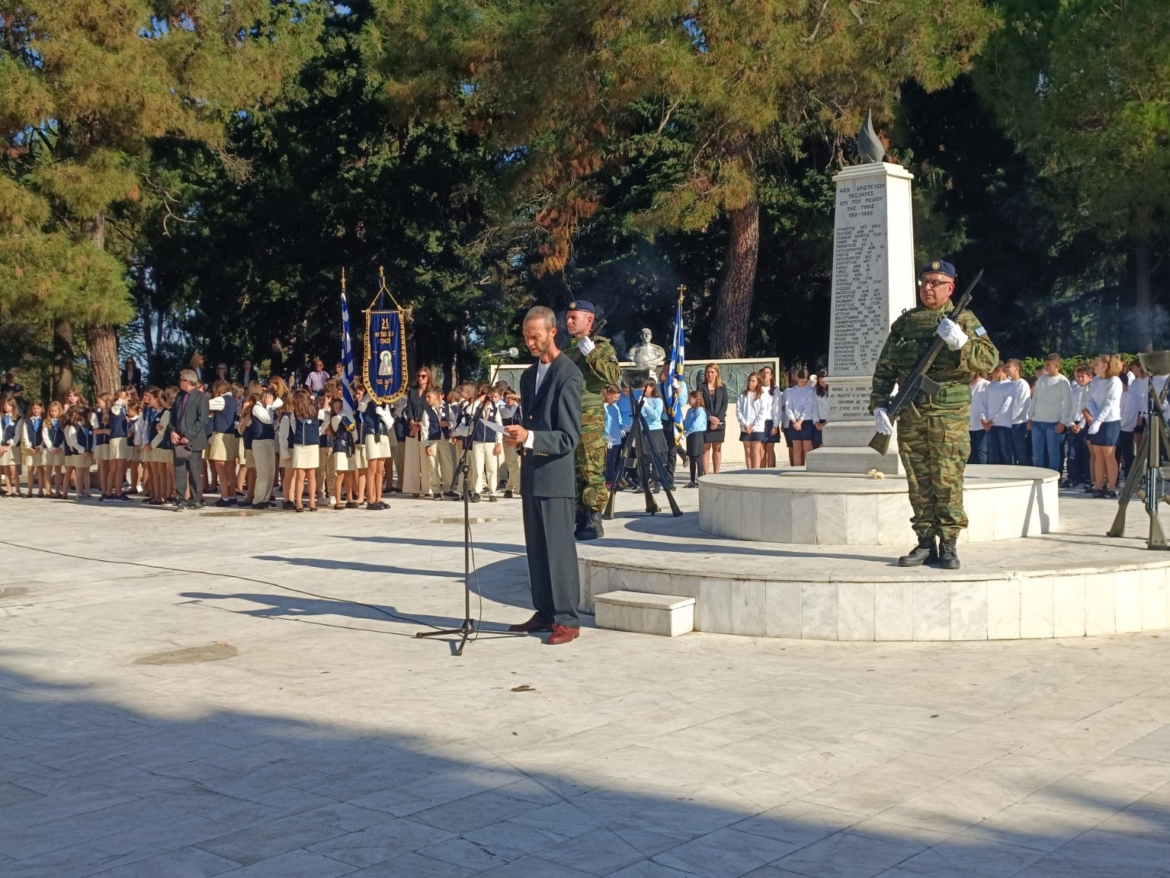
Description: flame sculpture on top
857,110,886,164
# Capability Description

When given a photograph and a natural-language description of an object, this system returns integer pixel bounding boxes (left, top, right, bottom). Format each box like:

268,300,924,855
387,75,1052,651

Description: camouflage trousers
575,410,609,514
897,404,971,541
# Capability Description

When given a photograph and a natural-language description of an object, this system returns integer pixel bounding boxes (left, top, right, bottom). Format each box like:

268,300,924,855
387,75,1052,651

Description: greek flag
340,277,356,414
665,294,685,445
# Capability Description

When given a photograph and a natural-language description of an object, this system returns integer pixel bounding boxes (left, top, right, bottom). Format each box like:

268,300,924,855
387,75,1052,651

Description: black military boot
577,510,605,541
574,507,587,538
898,535,937,567
938,538,960,570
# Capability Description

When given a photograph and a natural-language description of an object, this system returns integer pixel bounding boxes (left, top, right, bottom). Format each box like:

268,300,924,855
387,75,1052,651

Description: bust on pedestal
807,115,916,475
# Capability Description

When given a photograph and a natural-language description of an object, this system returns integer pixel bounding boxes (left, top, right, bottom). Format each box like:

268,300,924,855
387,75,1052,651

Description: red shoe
546,624,580,645
508,613,553,633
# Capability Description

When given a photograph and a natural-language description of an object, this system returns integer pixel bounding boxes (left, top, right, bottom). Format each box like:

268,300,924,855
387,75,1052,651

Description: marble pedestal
697,465,1059,546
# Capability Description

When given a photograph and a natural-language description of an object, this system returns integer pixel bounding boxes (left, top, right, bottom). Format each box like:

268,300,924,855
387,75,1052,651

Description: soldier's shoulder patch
973,324,987,337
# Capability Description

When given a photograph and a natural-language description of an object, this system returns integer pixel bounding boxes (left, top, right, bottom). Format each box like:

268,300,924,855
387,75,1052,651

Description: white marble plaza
0,483,1168,877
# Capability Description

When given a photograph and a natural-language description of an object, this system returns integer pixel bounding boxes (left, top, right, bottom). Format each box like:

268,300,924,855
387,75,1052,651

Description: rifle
869,268,984,456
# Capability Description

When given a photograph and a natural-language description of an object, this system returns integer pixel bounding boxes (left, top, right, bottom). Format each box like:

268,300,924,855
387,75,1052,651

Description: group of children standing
0,374,527,507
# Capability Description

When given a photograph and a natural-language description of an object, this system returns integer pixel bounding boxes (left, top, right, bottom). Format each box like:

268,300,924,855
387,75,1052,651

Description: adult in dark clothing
121,358,143,392
2,371,23,413
238,359,258,388
700,363,728,475
170,369,211,510
504,307,584,646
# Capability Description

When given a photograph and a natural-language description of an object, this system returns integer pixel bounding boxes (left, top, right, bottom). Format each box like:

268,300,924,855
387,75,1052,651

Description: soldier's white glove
874,408,893,435
936,318,968,351
577,336,595,356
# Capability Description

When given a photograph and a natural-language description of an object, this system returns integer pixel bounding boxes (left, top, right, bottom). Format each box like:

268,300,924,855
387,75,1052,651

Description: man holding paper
504,306,584,645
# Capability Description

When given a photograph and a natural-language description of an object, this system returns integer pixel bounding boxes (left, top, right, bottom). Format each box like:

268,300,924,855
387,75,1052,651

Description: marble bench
594,591,695,637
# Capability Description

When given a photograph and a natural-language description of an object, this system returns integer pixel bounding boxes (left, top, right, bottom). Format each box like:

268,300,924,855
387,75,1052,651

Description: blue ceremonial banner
340,271,356,413
665,290,685,445
363,269,408,405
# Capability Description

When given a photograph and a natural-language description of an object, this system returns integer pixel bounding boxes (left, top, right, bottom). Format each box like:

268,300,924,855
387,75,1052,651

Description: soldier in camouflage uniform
870,260,999,570
564,300,621,541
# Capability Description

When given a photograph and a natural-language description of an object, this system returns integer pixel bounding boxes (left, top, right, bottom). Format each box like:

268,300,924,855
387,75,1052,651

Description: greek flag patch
973,324,987,337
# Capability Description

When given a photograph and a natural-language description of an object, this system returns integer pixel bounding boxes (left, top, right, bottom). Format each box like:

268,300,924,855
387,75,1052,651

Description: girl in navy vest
419,388,445,498
65,405,95,500
138,388,163,503
250,387,282,508
327,396,357,508
466,384,503,501
126,396,143,497
316,388,333,507
358,390,391,510
46,400,67,498
287,388,320,512
499,388,522,499
350,384,368,508
207,380,239,506
21,398,47,497
92,393,113,499
149,387,177,505
0,393,19,497
107,389,131,499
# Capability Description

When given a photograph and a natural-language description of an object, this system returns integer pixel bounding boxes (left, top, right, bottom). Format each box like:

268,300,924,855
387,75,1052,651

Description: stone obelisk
806,117,916,475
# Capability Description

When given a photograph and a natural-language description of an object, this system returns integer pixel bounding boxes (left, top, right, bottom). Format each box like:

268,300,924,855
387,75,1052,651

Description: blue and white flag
340,272,356,414
665,291,685,444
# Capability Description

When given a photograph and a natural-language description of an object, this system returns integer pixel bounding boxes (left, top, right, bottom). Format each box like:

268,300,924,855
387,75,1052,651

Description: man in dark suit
170,369,211,510
504,306,584,645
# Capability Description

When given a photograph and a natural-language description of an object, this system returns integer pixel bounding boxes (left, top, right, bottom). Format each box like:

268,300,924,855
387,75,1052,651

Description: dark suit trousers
522,494,580,627
174,449,204,502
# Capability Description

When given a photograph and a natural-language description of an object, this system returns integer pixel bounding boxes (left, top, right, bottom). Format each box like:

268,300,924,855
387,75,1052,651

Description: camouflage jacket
564,335,621,407
869,301,999,412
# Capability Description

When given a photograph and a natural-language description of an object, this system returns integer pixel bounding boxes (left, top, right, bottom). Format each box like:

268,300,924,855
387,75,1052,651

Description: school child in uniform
126,397,144,496
419,388,446,499
139,388,164,503
66,406,95,500
980,363,1017,466
286,388,320,512
327,397,354,509
151,387,178,504
106,390,131,499
737,373,767,469
683,389,708,487
317,387,334,506
0,394,20,497
21,399,47,498
1118,368,1143,481
251,387,282,508
358,391,392,510
438,390,461,499
92,393,112,499
207,380,239,506
634,382,669,490
813,370,830,449
350,384,368,508
467,384,503,502
499,388,522,499
46,401,67,498
602,384,624,492
388,396,408,494
237,393,257,506
782,368,817,467
759,367,779,468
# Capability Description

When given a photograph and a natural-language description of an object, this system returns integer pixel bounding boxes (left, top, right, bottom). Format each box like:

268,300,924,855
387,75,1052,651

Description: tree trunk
708,201,760,359
86,324,120,394
1135,233,1153,352
80,215,121,390
52,317,74,401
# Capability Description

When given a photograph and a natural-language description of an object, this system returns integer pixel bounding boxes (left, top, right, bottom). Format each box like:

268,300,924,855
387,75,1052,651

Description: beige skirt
364,434,387,461
291,444,319,470
0,445,17,466
351,444,367,470
108,436,130,461
22,448,45,468
47,448,65,467
207,432,239,462
94,443,110,462
244,448,256,469
333,450,354,472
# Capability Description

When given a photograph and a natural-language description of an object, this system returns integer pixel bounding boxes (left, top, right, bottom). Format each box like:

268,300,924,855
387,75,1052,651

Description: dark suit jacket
172,389,211,452
519,352,583,499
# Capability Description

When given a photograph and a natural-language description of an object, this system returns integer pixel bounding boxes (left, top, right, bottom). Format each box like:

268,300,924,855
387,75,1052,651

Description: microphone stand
416,354,525,655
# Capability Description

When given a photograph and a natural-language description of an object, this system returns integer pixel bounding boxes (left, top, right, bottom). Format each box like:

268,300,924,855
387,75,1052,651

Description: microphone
485,347,519,358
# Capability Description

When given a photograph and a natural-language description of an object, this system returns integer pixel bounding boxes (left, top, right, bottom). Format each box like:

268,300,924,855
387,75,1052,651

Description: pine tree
0,1,322,395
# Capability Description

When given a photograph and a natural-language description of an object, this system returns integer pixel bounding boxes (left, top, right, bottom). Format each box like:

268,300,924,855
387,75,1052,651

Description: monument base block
805,446,904,476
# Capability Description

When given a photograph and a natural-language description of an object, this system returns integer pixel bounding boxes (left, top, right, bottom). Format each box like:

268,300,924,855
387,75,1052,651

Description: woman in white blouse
783,368,818,467
1082,354,1125,498
736,372,768,469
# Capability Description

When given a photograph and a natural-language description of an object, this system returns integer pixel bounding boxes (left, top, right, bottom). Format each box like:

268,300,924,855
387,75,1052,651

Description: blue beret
566,300,595,314
918,260,956,280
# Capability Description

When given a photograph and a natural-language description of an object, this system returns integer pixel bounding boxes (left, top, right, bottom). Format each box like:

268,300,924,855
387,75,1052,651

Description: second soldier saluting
564,301,621,540
870,260,999,570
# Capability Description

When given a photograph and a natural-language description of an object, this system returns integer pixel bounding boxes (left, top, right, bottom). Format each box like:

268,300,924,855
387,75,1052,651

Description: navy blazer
519,352,583,499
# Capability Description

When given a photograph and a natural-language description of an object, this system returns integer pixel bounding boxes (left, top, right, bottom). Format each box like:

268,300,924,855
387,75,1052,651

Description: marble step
594,590,695,637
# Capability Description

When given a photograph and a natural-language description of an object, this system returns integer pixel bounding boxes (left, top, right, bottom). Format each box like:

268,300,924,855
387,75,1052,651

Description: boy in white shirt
1005,359,1033,466
1027,353,1073,472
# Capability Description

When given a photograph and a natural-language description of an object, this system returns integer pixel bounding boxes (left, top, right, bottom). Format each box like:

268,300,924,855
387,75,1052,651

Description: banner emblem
363,268,407,404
